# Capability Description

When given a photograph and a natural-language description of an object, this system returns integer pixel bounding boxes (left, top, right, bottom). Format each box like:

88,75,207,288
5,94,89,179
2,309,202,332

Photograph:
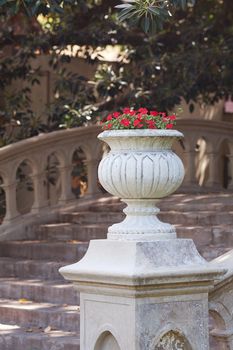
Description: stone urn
98,129,185,241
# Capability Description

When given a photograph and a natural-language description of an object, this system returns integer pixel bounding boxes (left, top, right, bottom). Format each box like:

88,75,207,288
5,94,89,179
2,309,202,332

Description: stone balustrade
177,119,233,191
0,125,102,235
0,119,233,234
209,251,233,349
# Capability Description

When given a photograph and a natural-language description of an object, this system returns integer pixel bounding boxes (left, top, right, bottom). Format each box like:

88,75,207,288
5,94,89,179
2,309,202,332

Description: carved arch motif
155,330,192,350
94,331,121,350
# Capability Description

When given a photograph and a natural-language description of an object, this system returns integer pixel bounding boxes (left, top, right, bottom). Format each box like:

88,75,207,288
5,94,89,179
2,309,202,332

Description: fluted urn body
98,129,185,240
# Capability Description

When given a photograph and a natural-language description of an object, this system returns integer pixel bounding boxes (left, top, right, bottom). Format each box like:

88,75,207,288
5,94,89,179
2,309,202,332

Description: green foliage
0,0,76,16
116,0,196,33
0,0,232,147
47,67,97,129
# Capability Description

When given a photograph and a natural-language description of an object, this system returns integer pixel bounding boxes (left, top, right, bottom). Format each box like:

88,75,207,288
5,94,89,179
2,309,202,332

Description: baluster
206,151,223,190
58,164,75,203
227,154,233,190
2,181,19,223
31,170,48,213
86,157,101,196
181,150,200,191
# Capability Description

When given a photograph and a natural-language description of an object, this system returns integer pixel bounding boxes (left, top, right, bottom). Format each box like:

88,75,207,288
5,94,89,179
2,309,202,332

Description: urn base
107,199,177,241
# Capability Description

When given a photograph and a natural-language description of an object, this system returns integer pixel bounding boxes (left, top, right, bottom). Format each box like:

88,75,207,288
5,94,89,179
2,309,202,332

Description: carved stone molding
155,331,191,350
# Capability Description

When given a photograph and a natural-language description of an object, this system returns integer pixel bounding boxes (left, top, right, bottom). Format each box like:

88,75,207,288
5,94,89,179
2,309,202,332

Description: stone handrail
0,125,102,234
209,251,233,349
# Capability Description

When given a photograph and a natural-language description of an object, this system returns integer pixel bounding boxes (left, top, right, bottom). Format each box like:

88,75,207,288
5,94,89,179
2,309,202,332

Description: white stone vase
98,129,185,240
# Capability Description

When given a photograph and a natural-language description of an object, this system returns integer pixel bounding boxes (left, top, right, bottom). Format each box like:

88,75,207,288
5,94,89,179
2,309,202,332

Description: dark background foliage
0,0,232,145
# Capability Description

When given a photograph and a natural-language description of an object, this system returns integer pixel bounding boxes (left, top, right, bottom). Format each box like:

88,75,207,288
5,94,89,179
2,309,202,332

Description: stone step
60,210,233,227
0,241,89,261
0,324,80,350
60,211,124,225
159,193,233,204
36,222,233,248
38,223,108,241
159,211,233,226
89,202,126,212
0,258,66,280
89,200,233,213
199,245,232,261
176,225,233,247
0,299,80,333
0,278,78,305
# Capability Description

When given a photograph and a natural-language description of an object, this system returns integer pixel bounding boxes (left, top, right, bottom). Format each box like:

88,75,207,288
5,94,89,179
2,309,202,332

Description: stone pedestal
60,239,224,350
60,129,225,349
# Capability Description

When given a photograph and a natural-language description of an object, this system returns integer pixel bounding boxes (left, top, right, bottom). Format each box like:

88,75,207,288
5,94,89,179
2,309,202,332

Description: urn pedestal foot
108,199,176,241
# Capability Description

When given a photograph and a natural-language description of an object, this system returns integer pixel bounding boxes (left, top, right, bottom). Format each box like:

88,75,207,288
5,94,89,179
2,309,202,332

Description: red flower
150,111,159,116
121,118,130,127
138,108,148,114
100,107,176,131
168,115,176,120
129,110,136,116
166,123,173,129
147,120,156,129
123,107,131,114
133,119,143,127
136,113,143,120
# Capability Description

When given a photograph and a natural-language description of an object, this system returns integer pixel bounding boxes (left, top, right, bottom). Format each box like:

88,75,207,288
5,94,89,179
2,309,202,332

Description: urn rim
98,129,183,140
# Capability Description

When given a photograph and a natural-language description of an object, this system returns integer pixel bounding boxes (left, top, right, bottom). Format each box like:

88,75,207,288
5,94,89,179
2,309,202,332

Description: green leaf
180,0,187,10
118,7,135,22
31,1,42,16
115,4,133,8
142,16,150,33
148,6,160,16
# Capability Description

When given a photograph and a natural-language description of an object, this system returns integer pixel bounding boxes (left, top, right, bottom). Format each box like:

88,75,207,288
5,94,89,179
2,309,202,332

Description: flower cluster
101,108,176,130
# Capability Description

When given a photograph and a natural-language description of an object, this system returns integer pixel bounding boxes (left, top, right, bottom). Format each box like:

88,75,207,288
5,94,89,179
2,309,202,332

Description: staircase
0,193,232,349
